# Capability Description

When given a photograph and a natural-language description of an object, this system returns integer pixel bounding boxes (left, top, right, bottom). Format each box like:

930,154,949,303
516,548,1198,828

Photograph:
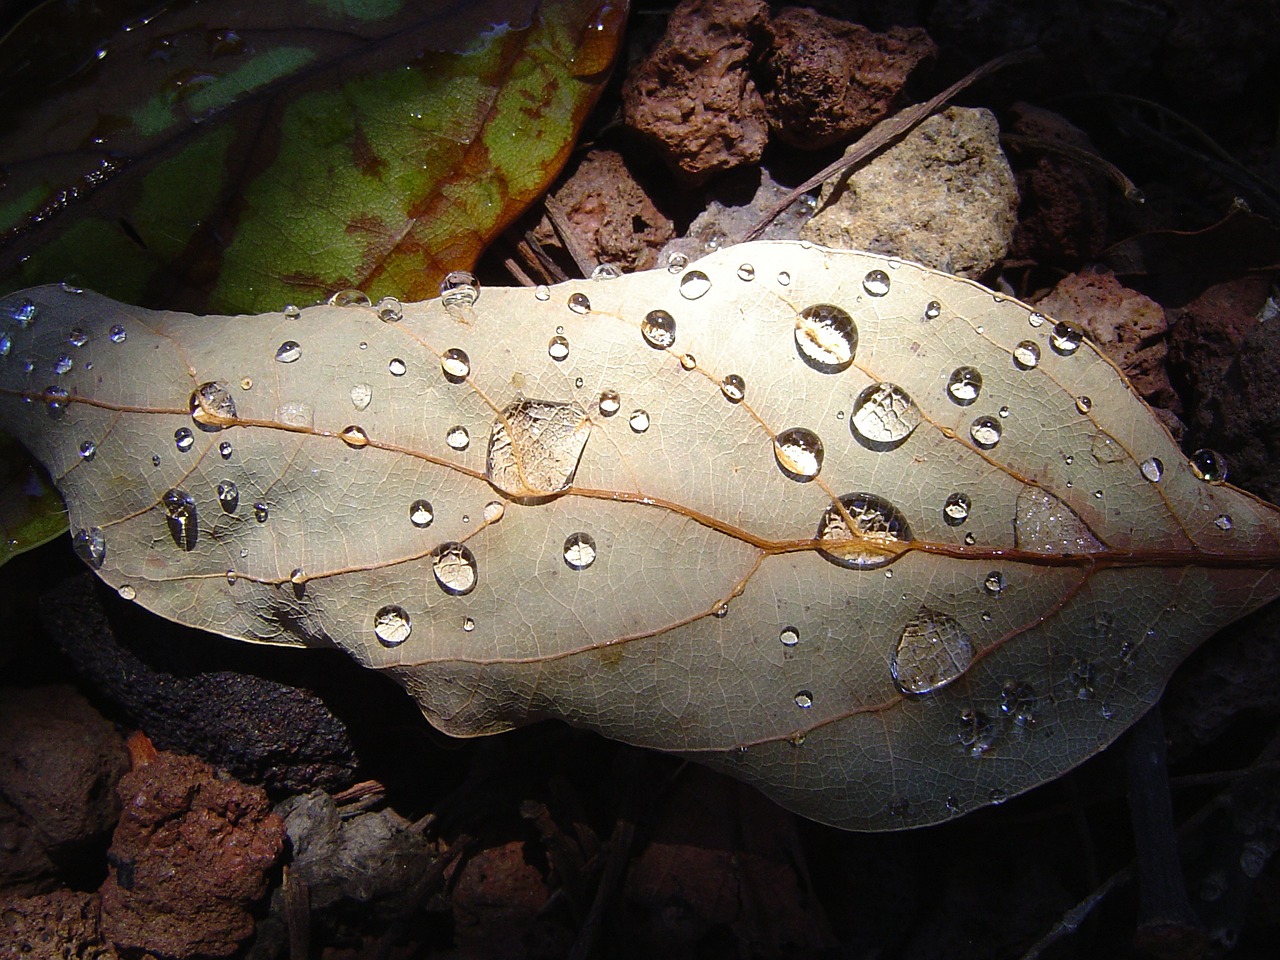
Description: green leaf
3,242,1278,830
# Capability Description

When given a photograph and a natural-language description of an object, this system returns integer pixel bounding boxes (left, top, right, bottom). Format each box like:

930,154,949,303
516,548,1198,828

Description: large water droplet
598,389,620,416
374,605,412,646
891,609,975,695
72,527,106,569
850,382,920,449
350,383,373,410
441,348,470,382
189,381,237,429
1190,448,1228,483
563,531,597,570
816,493,913,569
548,335,570,361
446,426,470,451
679,270,711,299
862,269,890,296
486,399,591,497
216,480,239,513
1014,488,1103,554
1140,456,1164,482
432,542,477,595
773,427,824,481
162,488,198,551
641,310,676,349
628,410,650,433
969,416,1001,449
1012,341,1040,370
567,292,591,314
946,366,982,405
1050,321,1084,355
340,425,370,448
720,374,745,403
794,304,857,372
440,271,479,307
275,340,302,363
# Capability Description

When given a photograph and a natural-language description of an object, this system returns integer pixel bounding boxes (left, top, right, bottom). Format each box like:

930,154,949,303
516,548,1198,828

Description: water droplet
983,570,1006,595
487,399,590,496
254,501,269,522
563,531,597,570
440,271,479,307
340,425,370,448
946,366,983,405
794,304,857,372
924,300,942,320
275,340,302,363
794,690,813,709
776,271,791,286
1012,340,1041,370
9,298,37,327
592,262,623,281
407,499,434,528
52,354,73,375
816,492,912,569
1049,321,1084,356
548,335,570,361
72,527,106,569
328,289,371,308
207,479,237,518
737,263,755,281
462,616,476,632
679,270,712,300
534,284,550,301
109,324,126,343
482,500,504,523
943,492,971,526
189,381,237,429
1014,488,1103,554
1190,448,1228,483
219,440,233,460
892,609,975,695
162,488,198,550
850,382,921,449
350,382,373,410
78,440,96,461
628,409,650,433
375,296,403,323
387,357,407,376
1068,659,1096,699
679,353,697,370
773,427,824,481
283,304,301,321
118,584,136,601
275,401,313,429
0,332,10,357
1000,681,1038,727
574,377,584,389
641,309,676,349
432,542,477,595
42,386,68,416
779,626,800,647
567,292,591,314
1075,395,1092,414
68,327,88,347
958,708,996,757
666,252,688,273
240,377,253,390
440,348,470,383
1140,457,1164,482
969,416,1001,449
720,374,745,403
862,269,890,296
374,605,412,646
446,426,470,451
174,427,195,452
598,389,620,416
1215,514,1233,531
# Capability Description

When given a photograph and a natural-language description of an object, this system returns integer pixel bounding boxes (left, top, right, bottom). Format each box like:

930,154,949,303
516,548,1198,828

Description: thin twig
544,194,596,278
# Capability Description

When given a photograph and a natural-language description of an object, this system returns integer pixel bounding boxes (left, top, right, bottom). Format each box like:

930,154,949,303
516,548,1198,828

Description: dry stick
741,48,1041,243
544,194,598,278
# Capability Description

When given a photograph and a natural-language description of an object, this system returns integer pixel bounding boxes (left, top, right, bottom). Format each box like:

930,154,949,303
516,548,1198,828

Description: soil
4,2,1280,958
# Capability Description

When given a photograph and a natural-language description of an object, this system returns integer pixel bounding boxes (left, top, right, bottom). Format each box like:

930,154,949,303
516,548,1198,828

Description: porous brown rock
0,889,117,960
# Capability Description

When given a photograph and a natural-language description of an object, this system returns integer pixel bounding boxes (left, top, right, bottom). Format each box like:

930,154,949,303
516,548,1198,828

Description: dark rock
0,889,117,960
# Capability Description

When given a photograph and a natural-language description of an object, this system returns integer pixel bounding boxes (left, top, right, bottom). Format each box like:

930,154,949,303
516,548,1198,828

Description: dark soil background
4,1,1280,958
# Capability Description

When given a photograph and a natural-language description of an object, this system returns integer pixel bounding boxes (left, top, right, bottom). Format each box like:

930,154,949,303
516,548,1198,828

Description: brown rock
450,839,553,959
0,889,118,960
622,0,771,184
761,9,936,149
1167,276,1269,408
99,752,284,958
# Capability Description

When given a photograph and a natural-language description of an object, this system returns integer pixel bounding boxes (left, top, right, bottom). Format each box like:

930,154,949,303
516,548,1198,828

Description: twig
544,194,596,278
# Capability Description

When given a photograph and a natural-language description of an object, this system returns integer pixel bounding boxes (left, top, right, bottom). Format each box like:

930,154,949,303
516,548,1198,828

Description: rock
761,8,936,150
800,106,1018,277
450,838,554,960
0,685,129,894
99,751,284,958
622,0,771,184
0,889,118,960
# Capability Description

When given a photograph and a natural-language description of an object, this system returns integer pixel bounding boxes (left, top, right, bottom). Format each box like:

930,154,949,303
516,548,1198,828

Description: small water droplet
440,271,479,307
78,440,96,461
563,531,597,570
946,366,983,405
350,382,373,410
387,357,407,376
641,309,676,349
1050,321,1084,355
374,604,412,646
958,708,996,757
409,499,433,527
72,527,106,569
969,416,1001,449
482,500,504,523
1068,659,1096,700
666,252,688,273
567,292,591,314
1190,448,1228,483
68,327,88,347
795,304,857,372
189,381,237,429
340,425,370,448
1075,395,1092,414
892,610,975,695
174,427,194,452
548,335,570,361
219,440,233,460
9,298,37,327
283,304,301,321
720,374,745,403
162,488,198,550
432,542,477,596
52,354,73,375
441,348,470,382
1140,456,1164,482
375,296,403,322
328,289,371,308
862,269,890,296
773,427,824,481
776,271,791,286
816,492,912,569
118,584,136,601
983,570,1006,595
778,626,801,649
1028,311,1046,328
462,616,476,632
628,409,650,433
240,377,253,390
794,690,813,709
1215,514,1233,531
1012,341,1041,370
108,324,126,343
679,270,712,300
1000,680,1039,727
534,284,550,301
850,382,920,449
592,262,622,281
0,332,10,357
943,492,971,526
737,263,755,281
679,353,697,370
924,300,942,320
254,501,269,523
598,389,620,416
275,340,302,363
446,426,470,450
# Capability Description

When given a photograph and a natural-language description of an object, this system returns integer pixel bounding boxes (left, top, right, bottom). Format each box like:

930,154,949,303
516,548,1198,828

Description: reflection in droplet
943,492,971,526
850,382,920,449
340,425,370,448
1075,395,1092,414
1191,448,1228,483
409,499,433,527
283,304,301,321
162,488,198,551
679,353,697,370
892,610,975,695
862,269,890,296
1014,488,1104,554
563,531,597,570
216,480,239,513
1140,457,1163,482
275,340,302,363
483,500,504,523
374,605,412,646
679,270,711,299
1049,321,1084,355
773,427,824,481
598,389,620,416
720,374,745,403
737,263,755,281
794,690,813,709
72,527,106,569
629,410,650,433
446,426,470,451
79,440,96,461
641,310,676,349
376,296,403,322
328,289,371,308
440,271,479,307
794,304,857,372
174,427,195,452
350,383,373,410
189,381,237,429
925,300,942,320
441,348,470,382
486,399,591,496
969,416,1001,449
567,292,591,314
946,366,982,405
1012,341,1040,370
983,570,1006,595
432,542,478,595
816,493,912,569
1028,311,1046,328
548,335,570,361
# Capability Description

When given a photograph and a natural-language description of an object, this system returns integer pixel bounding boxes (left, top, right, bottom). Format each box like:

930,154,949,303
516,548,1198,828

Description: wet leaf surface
3,241,1278,830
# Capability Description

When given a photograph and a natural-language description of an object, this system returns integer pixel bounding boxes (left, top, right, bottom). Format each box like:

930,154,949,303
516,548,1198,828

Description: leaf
2,242,1278,830
0,0,624,314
